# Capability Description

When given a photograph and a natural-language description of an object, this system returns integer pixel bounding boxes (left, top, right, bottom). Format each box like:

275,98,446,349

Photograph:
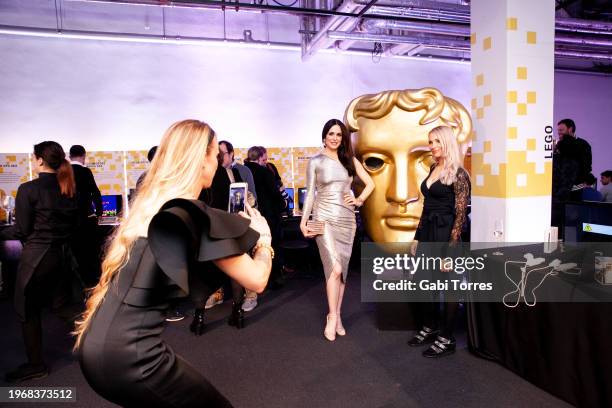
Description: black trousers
22,246,77,365
71,217,101,287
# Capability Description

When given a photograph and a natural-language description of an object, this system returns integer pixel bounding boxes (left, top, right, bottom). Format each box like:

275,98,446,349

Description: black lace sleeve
451,169,470,243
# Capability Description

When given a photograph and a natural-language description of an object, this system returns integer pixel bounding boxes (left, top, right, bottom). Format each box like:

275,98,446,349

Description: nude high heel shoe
336,315,346,336
324,314,337,341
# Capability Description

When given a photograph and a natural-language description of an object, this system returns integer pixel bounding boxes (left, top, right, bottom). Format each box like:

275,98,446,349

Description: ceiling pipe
555,49,612,61
327,30,612,62
301,0,361,60
555,34,612,47
384,42,425,56
327,30,470,50
361,19,469,36
556,17,612,32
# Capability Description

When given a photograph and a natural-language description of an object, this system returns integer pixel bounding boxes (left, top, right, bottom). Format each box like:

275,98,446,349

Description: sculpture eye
363,155,386,172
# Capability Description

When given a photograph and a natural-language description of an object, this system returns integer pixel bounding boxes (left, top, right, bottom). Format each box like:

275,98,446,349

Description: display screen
564,201,612,242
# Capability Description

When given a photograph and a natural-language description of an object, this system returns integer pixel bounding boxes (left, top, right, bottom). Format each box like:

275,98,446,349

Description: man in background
244,146,285,290
557,119,592,185
69,145,102,286
581,173,603,202
599,170,612,202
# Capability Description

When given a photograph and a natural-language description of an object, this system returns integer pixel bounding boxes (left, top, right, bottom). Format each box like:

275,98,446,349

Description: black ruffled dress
79,199,258,407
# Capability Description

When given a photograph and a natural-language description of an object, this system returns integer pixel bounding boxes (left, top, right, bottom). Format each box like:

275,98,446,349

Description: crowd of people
2,113,609,405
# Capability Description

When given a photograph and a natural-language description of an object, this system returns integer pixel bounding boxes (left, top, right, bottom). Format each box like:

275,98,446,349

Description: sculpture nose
386,157,419,208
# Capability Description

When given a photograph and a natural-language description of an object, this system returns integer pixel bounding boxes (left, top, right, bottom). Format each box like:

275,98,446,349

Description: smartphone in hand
228,182,248,213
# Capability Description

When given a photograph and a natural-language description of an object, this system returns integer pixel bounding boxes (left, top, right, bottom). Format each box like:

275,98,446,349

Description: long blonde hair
73,119,216,349
429,125,465,185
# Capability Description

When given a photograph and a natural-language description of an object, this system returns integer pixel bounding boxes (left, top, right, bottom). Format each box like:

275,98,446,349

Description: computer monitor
285,187,295,210
101,195,123,218
297,187,307,210
564,201,612,242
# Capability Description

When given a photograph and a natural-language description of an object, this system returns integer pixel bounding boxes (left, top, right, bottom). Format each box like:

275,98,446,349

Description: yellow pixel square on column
517,67,528,79
527,91,537,104
483,37,492,50
471,98,477,110
471,33,476,45
476,74,484,86
507,18,517,30
527,31,537,44
483,141,492,153
517,103,527,115
484,94,492,107
507,91,517,103
527,138,537,150
507,127,517,139
477,108,484,119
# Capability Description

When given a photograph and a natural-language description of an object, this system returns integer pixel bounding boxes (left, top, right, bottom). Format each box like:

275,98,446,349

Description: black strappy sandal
422,336,456,358
407,326,439,347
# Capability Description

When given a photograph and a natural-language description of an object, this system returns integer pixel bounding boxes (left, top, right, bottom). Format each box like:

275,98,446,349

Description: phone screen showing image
229,186,247,213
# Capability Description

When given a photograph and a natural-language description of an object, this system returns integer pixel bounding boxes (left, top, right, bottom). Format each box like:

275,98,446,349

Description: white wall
0,35,470,151
1,35,610,182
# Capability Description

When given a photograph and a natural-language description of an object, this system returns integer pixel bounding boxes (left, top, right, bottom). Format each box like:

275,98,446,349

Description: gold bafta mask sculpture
345,88,472,243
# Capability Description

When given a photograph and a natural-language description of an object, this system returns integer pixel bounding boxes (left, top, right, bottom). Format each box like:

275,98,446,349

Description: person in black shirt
192,140,249,334
69,145,102,286
1,141,79,382
409,126,470,358
557,118,592,185
244,146,285,289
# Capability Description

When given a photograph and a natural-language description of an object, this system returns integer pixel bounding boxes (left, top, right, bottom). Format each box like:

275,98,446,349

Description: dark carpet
0,271,570,408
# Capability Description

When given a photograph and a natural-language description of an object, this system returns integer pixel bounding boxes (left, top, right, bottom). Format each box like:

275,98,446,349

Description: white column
470,0,555,242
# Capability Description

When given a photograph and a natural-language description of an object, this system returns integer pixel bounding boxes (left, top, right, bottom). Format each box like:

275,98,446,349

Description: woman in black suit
409,126,470,358
74,120,273,407
1,141,79,382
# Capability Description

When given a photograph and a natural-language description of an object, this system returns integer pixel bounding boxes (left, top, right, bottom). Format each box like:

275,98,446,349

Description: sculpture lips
385,216,419,228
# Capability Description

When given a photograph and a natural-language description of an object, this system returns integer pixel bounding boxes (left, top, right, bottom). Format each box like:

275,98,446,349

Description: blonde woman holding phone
74,120,273,407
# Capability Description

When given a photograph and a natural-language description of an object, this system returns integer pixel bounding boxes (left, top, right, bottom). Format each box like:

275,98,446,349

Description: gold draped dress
301,153,356,282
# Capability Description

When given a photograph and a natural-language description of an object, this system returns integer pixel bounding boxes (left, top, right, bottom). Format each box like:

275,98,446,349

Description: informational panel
291,147,320,189
86,151,125,196
265,147,293,187
0,153,30,197
233,148,248,164
125,150,149,190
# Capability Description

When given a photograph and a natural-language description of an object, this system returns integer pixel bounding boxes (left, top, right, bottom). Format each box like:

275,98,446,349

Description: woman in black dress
1,141,79,382
74,120,273,407
408,125,470,358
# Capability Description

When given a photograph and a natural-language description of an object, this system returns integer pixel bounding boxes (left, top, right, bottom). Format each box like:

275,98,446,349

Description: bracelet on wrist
252,242,275,259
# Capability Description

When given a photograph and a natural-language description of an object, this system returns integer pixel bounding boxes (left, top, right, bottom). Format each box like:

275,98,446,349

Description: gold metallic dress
302,153,356,282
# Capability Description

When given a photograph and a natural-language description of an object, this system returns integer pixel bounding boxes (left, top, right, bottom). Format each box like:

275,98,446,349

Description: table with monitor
467,201,612,407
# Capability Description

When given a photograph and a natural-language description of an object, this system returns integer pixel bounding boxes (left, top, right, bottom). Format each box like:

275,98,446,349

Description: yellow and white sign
0,153,30,197
291,147,321,189
125,150,149,189
86,151,126,196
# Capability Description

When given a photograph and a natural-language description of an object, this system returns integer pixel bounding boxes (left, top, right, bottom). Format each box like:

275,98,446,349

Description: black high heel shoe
190,308,206,336
227,302,245,329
